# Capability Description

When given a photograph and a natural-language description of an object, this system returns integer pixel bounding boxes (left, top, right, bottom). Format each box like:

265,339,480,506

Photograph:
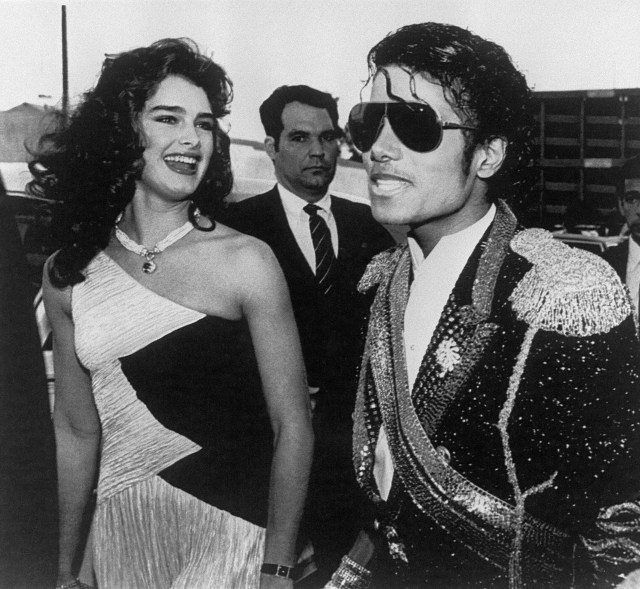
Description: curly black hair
28,38,233,287
366,23,536,201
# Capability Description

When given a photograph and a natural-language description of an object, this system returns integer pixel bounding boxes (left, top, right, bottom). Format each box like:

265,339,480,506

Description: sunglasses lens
347,102,443,153
389,103,442,153
348,103,384,153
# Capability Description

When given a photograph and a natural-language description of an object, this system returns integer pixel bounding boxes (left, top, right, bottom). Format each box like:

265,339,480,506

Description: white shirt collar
627,236,640,269
407,204,497,271
374,203,496,502
277,183,331,216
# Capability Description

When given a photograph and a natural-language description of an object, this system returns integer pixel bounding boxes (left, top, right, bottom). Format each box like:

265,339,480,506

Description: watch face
260,563,294,579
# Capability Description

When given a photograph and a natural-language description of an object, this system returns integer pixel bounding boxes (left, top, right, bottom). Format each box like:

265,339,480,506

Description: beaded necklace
114,209,199,274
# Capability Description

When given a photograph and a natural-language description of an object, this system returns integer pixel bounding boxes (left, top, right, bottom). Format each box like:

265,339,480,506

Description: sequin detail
583,502,640,565
510,228,631,337
352,201,640,586
498,325,559,589
434,338,461,377
358,245,405,294
353,202,574,583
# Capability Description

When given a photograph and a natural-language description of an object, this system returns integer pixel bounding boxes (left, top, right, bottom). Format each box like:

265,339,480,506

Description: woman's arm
238,242,314,589
43,262,101,587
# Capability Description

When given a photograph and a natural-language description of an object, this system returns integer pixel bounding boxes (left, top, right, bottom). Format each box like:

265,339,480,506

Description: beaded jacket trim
509,228,631,336
353,201,623,585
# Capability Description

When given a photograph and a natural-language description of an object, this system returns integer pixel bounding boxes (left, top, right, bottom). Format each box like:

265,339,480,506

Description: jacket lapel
410,203,518,435
411,282,500,437
264,187,316,281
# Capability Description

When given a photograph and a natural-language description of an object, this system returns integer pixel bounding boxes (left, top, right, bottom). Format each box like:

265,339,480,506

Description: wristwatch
260,562,294,579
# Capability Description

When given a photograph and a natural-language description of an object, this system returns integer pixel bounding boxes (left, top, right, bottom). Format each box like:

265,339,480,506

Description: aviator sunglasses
347,101,476,154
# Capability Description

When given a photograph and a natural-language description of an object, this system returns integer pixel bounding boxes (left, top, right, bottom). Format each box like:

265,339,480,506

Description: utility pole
61,4,69,121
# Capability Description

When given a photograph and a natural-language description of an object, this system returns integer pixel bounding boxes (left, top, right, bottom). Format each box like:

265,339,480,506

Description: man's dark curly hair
259,85,340,149
28,37,233,288
366,23,536,201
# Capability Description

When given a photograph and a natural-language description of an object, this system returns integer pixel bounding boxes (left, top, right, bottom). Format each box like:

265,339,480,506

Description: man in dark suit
604,155,640,312
220,85,394,585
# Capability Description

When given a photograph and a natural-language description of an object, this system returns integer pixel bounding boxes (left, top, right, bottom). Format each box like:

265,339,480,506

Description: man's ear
475,136,507,180
264,136,277,161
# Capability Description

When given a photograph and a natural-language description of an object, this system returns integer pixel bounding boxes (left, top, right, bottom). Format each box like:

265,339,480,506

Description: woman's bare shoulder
203,225,285,304
202,223,277,269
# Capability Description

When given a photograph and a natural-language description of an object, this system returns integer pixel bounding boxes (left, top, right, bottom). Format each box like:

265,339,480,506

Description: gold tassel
510,229,631,337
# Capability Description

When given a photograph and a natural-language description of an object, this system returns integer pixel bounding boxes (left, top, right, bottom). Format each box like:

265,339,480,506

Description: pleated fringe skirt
93,475,265,589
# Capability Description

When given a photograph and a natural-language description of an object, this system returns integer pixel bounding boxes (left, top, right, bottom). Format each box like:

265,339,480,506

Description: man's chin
371,203,408,226
301,179,333,193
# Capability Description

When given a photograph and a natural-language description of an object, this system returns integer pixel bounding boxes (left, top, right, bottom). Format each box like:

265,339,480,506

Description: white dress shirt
626,237,640,312
277,184,338,273
373,205,497,499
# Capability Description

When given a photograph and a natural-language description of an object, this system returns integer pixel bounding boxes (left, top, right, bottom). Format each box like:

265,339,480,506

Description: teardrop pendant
142,260,157,274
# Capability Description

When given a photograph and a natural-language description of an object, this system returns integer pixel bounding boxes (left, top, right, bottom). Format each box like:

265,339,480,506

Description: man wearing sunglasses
325,22,640,589
604,155,640,312
220,85,394,586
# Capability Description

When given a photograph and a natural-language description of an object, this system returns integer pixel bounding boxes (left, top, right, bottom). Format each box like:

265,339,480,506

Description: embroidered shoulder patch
358,245,405,293
509,228,631,336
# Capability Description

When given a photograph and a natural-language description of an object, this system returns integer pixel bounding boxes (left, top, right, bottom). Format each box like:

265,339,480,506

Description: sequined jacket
354,201,640,588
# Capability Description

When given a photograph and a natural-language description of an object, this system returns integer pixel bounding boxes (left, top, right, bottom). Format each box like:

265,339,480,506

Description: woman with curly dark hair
31,38,312,589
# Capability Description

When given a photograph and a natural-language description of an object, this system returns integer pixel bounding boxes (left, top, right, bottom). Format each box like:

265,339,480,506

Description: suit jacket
0,194,58,588
603,238,629,282
355,201,640,587
219,185,394,418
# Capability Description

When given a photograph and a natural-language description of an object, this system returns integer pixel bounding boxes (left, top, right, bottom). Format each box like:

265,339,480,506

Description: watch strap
260,562,294,579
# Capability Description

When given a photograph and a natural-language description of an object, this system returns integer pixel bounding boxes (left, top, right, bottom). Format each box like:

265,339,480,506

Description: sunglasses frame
348,100,476,154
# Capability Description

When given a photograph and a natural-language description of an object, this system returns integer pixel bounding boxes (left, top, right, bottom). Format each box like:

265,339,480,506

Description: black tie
304,203,336,295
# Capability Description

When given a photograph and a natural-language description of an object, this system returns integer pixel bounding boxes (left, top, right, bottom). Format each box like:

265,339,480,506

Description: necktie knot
304,203,321,217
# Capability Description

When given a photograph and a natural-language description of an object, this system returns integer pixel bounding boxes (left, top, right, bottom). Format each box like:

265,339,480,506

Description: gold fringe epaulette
358,245,406,294
509,229,631,337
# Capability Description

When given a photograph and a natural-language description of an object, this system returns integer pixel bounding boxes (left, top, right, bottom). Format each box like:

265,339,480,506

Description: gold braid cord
500,228,633,587
583,502,640,563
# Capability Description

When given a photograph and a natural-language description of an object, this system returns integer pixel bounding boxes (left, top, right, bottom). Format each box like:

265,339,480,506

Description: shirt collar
277,183,331,217
407,204,497,270
628,236,640,268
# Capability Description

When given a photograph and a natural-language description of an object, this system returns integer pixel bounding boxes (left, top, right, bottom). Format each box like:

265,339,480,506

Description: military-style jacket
354,201,640,588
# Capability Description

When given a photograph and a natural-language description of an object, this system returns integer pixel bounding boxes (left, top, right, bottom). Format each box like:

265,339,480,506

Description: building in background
0,103,52,163
529,88,640,234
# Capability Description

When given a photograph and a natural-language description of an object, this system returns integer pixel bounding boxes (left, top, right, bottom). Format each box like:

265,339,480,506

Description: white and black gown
72,251,273,589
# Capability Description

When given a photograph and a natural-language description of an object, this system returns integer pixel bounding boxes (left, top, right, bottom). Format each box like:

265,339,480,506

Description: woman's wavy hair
28,38,233,287
366,23,536,202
